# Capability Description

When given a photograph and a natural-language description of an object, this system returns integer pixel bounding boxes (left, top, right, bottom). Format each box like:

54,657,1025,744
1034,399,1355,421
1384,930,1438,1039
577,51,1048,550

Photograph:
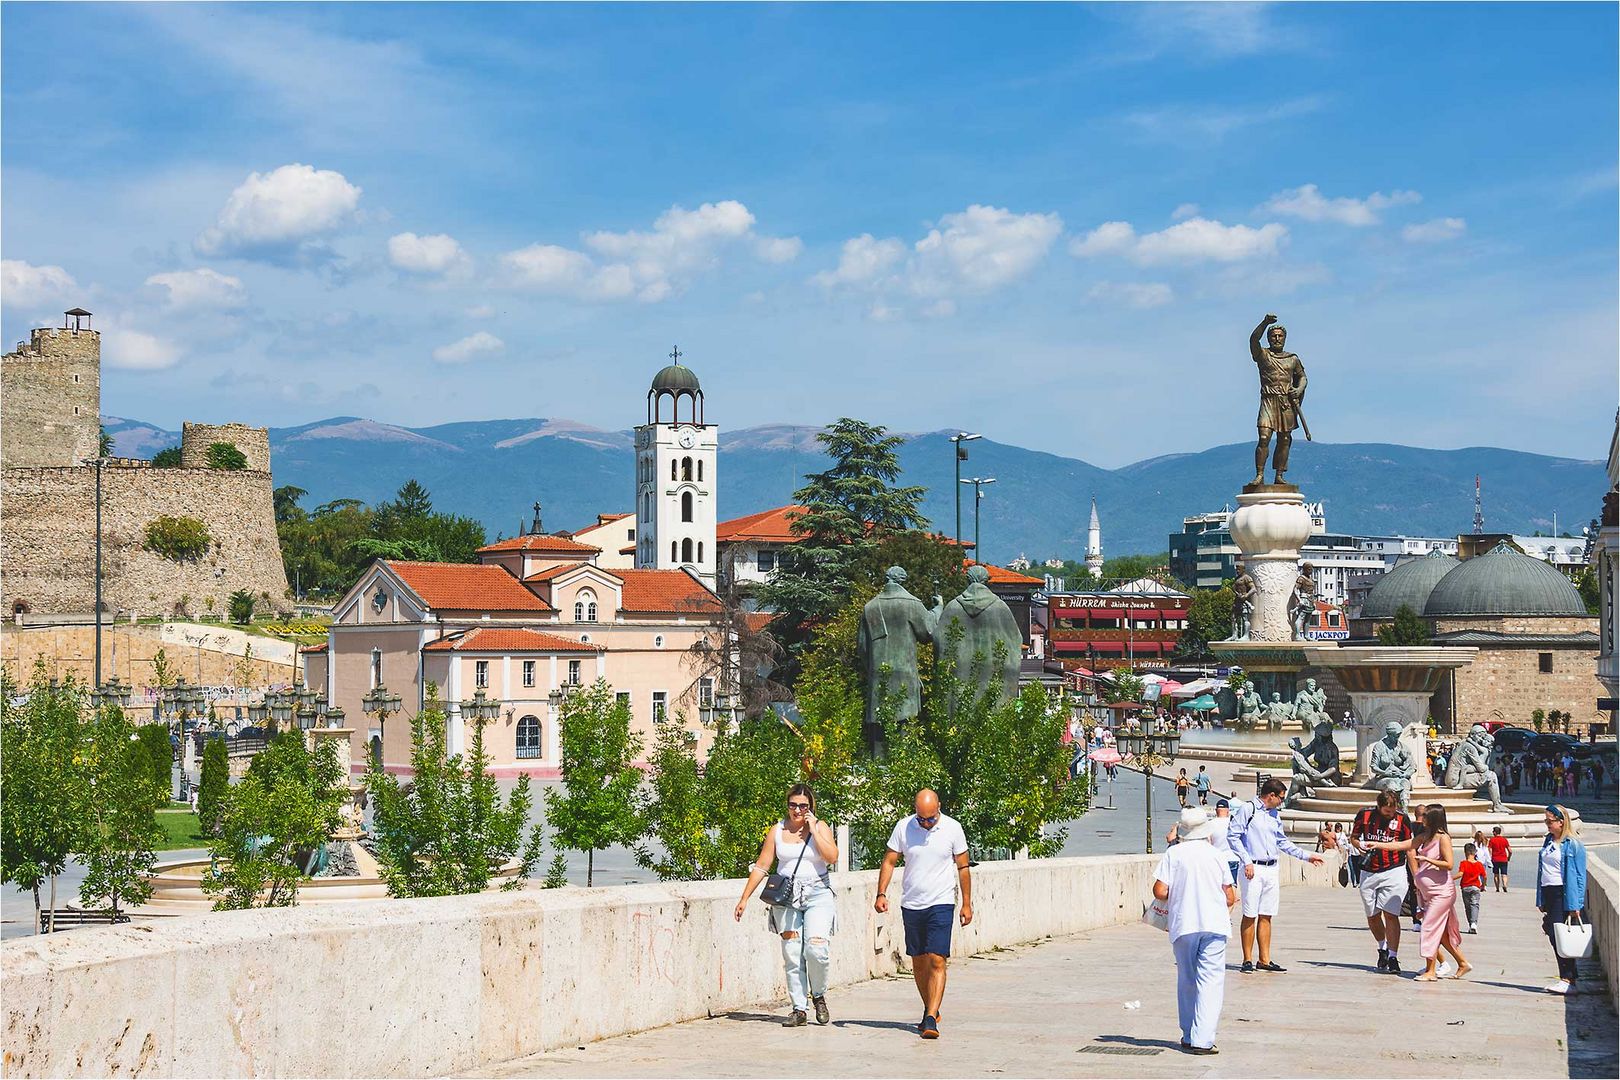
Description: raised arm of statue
1250,313,1277,363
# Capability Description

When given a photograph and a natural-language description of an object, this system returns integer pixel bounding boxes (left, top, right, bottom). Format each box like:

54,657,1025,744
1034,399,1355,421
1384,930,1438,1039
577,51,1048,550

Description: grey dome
1361,549,1460,619
650,363,701,393
1424,540,1587,618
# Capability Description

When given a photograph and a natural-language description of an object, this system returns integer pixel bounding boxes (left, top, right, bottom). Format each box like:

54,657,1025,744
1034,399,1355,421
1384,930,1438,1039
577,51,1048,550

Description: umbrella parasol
1184,694,1219,711
1087,746,1123,765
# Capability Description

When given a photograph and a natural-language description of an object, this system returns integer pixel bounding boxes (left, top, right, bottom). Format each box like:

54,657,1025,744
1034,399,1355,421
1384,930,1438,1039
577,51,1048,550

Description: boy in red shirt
1487,827,1512,892
1458,843,1487,933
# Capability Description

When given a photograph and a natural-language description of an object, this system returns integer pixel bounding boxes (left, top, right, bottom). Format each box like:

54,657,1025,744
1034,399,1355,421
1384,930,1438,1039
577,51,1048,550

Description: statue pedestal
308,727,365,841
1229,487,1313,643
1304,646,1479,784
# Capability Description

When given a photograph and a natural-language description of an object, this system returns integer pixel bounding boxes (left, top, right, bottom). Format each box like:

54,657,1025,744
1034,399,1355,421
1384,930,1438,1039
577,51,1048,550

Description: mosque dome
1360,549,1459,620
1423,540,1587,618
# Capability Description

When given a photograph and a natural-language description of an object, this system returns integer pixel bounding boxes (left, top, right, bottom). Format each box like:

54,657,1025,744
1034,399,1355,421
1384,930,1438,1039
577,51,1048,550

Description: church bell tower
634,348,718,585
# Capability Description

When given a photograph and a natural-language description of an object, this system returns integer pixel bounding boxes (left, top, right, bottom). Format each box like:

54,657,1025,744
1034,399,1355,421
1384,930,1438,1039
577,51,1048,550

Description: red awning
1090,641,1125,652
1052,641,1091,653
1124,609,1159,620
1133,641,1164,655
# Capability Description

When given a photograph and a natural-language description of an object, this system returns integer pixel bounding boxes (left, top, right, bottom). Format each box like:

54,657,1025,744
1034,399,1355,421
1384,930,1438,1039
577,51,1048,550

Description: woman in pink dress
1365,806,1471,981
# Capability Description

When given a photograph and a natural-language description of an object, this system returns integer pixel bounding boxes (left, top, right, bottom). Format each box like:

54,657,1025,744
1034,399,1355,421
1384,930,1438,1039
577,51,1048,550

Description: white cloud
2,260,79,309
1086,281,1174,309
195,163,362,261
1124,96,1326,142
432,331,505,364
753,235,804,264
909,205,1064,295
105,329,180,371
1262,184,1421,226
817,206,1061,317
464,304,497,319
1401,217,1467,243
499,199,789,302
388,232,471,277
1071,217,1287,265
812,234,907,287
1171,203,1201,221
145,268,246,310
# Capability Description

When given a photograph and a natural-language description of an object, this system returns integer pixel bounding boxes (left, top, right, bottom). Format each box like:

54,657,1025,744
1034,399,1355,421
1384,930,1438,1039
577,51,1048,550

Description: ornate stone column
1228,488,1314,642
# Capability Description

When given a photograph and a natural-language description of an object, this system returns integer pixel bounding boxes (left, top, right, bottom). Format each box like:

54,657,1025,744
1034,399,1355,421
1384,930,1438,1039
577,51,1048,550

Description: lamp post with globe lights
1119,716,1181,853
361,684,404,767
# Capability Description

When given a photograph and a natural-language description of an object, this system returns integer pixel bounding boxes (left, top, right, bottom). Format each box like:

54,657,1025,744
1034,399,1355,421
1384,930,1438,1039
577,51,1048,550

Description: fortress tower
633,349,718,585
2,310,101,469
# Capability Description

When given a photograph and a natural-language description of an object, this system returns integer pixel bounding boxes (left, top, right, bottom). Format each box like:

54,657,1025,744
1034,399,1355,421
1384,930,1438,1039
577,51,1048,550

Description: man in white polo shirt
875,788,972,1041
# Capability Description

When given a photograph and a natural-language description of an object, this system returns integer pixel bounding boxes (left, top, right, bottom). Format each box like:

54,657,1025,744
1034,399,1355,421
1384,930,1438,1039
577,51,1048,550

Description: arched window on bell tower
681,538,693,563
681,491,693,522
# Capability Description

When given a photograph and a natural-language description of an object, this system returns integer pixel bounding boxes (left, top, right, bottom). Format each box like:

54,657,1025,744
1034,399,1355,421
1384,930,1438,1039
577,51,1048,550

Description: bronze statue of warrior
1249,313,1310,486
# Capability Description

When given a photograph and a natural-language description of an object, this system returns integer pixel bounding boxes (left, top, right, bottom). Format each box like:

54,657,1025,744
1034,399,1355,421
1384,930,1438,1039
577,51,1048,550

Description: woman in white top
734,783,840,1027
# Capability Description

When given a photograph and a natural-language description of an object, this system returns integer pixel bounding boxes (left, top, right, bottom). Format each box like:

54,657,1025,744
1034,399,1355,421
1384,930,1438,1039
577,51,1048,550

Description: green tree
135,723,174,801
1102,552,1173,583
98,427,114,457
197,738,229,836
545,680,644,886
77,702,161,914
205,441,248,470
150,446,182,467
758,418,928,655
858,531,968,619
366,688,544,896
691,714,804,875
1377,604,1430,646
273,485,308,525
228,589,257,624
1573,566,1601,616
1106,666,1145,703
203,732,346,909
150,646,176,689
350,536,444,563
0,665,87,923
1177,583,1235,660
1531,708,1546,732
634,725,719,880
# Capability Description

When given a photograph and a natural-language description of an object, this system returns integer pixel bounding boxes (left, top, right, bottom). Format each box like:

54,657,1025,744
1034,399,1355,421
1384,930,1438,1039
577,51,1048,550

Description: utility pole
949,433,982,548
82,456,107,687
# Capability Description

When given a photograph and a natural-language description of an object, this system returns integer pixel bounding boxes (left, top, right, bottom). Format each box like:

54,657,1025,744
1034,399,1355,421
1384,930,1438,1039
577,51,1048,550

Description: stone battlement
180,421,272,472
4,324,100,361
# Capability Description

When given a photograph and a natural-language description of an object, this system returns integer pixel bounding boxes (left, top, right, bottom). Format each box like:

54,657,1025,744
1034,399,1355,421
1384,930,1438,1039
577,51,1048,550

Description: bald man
876,788,972,1040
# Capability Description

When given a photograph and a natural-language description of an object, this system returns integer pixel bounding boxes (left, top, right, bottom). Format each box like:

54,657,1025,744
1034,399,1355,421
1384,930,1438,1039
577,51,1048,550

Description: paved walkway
472,881,1616,1079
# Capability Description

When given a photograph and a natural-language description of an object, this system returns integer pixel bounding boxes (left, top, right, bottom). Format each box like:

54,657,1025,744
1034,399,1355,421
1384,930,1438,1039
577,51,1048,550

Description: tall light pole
949,433,982,548
958,477,996,559
1119,717,1180,853
81,456,107,687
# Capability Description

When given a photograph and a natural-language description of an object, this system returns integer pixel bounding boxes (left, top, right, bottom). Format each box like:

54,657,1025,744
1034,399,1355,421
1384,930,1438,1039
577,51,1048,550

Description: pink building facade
306,537,728,777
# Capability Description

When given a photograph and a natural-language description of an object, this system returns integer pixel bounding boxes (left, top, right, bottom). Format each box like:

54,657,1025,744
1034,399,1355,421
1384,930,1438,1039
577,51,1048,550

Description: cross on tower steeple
530,501,543,535
669,345,683,364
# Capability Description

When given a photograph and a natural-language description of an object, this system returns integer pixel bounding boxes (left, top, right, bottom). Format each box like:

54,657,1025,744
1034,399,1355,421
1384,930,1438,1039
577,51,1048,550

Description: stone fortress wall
1,322,290,617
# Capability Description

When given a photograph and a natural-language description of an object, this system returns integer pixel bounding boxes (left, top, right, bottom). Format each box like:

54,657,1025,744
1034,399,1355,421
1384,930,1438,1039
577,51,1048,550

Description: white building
634,355,718,586
1356,534,1459,569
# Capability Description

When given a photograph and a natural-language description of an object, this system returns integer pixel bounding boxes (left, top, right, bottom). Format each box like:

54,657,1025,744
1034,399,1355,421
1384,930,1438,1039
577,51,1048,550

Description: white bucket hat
1177,806,1216,841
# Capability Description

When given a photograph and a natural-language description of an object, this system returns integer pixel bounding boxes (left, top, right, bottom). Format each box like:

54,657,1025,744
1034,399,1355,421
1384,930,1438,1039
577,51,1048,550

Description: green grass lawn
155,809,208,851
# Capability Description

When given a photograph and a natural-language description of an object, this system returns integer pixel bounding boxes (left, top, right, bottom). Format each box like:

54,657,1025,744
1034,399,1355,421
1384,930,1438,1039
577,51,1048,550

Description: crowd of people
730,764,1592,1057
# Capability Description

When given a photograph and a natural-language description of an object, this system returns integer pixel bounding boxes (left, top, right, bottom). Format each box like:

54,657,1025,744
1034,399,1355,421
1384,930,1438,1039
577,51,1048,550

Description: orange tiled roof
477,533,601,555
717,505,807,544
618,544,636,555
968,560,1045,586
300,642,328,653
523,561,607,584
384,561,555,612
743,612,776,633
617,568,723,614
423,627,601,653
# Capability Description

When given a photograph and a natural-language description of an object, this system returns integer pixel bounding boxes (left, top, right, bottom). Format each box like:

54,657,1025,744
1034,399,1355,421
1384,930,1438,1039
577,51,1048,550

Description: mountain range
104,416,1608,564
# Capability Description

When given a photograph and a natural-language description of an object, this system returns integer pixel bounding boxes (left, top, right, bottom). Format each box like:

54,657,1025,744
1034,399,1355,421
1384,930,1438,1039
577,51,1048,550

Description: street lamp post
1120,717,1181,853
80,456,108,687
948,433,982,548
361,684,404,767
958,477,996,558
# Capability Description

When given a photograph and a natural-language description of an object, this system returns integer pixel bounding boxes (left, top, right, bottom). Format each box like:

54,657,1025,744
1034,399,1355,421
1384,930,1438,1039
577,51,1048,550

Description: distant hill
104,416,1607,563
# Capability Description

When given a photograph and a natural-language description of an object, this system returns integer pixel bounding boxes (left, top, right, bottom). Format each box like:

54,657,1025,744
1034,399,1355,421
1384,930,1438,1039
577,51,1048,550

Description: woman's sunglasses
788,801,811,811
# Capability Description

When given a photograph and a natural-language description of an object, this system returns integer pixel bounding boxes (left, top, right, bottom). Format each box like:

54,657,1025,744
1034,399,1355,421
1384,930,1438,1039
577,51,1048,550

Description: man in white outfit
1153,807,1239,1055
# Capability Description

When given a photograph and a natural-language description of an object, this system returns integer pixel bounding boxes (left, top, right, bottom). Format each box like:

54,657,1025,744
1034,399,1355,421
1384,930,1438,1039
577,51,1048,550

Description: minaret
1473,475,1485,535
1085,496,1103,579
634,347,718,585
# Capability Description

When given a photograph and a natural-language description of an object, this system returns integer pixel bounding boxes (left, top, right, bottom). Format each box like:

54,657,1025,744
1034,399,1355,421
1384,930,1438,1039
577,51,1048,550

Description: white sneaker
1546,979,1571,995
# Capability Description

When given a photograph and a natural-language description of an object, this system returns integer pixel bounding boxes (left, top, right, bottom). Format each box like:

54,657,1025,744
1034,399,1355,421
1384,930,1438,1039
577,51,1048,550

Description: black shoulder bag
759,828,809,908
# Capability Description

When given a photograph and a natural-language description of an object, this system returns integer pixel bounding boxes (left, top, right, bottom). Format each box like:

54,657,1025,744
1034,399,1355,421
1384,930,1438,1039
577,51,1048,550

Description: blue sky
3,3,1615,466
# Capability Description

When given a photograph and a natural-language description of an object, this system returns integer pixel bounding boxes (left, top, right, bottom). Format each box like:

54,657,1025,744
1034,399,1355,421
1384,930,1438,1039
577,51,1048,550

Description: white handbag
1553,913,1594,959
1142,897,1170,933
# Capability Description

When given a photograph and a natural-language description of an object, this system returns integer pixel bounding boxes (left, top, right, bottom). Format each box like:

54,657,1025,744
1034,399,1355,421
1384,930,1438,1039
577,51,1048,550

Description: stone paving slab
468,881,1615,1079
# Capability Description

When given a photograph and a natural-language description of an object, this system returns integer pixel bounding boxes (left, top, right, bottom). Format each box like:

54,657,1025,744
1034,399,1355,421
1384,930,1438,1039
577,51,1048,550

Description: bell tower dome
634,347,717,584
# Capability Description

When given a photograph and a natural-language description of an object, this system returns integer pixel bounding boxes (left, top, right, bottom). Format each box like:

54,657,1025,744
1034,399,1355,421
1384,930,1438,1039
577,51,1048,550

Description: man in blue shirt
1230,778,1323,973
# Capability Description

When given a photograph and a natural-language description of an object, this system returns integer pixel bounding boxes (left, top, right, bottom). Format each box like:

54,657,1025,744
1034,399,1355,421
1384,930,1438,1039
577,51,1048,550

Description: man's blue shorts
902,903,955,957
